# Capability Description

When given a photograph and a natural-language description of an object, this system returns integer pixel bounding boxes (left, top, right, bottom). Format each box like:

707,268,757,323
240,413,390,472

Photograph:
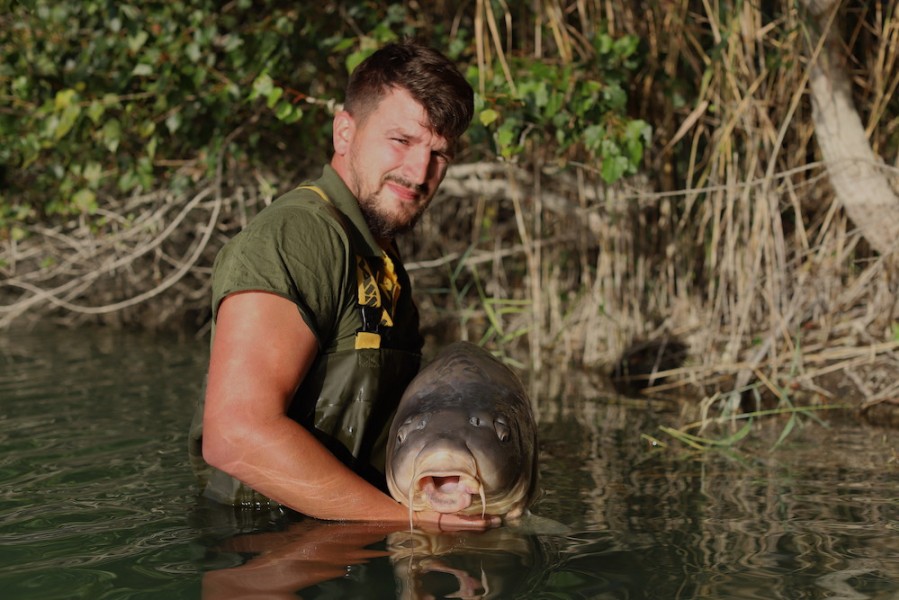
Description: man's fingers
415,511,501,532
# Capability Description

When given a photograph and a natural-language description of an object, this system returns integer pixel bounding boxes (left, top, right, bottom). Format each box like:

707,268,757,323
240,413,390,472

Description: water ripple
0,327,208,597
3,327,898,599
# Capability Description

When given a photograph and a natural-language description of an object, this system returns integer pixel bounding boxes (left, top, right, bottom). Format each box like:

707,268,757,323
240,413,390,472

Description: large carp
385,342,539,521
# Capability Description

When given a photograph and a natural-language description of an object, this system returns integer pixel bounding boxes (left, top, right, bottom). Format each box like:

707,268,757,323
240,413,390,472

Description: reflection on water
1,327,897,599
387,527,552,598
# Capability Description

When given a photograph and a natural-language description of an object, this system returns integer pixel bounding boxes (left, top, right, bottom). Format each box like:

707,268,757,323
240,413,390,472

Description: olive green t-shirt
210,165,422,353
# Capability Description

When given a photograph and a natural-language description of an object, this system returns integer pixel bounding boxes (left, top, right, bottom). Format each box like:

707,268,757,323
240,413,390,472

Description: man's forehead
353,87,450,148
374,111,449,150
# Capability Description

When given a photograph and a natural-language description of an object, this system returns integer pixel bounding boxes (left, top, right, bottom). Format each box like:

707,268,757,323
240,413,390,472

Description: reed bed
408,0,899,418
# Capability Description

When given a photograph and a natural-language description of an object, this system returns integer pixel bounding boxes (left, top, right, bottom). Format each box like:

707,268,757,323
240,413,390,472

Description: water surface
1,327,896,599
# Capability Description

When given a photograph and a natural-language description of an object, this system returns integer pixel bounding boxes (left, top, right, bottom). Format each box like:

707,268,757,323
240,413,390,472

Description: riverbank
2,163,897,430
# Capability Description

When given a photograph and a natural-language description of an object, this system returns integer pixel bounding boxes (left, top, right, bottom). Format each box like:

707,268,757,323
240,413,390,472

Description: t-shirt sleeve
210,201,349,343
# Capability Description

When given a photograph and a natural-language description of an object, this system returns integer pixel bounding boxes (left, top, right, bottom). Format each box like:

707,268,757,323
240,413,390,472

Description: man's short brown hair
344,41,474,143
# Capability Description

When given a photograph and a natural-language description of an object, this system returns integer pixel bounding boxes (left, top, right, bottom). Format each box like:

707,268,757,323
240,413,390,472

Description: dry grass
408,0,899,416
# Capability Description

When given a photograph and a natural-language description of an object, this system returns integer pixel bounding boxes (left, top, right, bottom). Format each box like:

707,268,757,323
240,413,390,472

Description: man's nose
403,146,433,185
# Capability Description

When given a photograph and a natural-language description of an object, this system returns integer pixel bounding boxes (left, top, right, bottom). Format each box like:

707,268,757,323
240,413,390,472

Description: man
188,42,498,529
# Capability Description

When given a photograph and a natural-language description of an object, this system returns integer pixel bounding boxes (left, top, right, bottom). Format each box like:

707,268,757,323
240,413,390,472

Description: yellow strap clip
298,185,399,350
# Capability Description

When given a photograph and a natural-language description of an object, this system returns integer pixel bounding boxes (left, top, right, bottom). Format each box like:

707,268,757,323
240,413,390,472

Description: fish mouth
410,470,486,516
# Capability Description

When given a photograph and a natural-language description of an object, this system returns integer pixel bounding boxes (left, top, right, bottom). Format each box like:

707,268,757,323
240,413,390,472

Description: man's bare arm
201,291,497,528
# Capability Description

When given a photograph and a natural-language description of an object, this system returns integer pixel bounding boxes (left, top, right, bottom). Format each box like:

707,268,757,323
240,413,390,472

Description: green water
1,327,897,599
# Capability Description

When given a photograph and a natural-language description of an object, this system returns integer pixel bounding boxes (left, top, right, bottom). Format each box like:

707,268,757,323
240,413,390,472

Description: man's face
331,87,452,241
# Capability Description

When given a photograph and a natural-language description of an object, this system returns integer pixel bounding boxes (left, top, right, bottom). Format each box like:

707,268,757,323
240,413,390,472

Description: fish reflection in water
199,516,561,599
387,527,553,599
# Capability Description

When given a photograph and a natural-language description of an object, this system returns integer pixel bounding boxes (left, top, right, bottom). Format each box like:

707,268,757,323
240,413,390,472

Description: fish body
386,342,539,519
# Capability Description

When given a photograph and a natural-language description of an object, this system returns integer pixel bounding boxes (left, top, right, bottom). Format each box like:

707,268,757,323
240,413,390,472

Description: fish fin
504,511,572,535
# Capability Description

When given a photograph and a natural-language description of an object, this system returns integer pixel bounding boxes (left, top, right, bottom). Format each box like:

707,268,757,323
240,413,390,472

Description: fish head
386,402,536,519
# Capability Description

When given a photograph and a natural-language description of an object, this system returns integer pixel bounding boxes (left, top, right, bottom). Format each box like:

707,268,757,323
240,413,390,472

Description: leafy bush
473,31,650,182
0,1,357,234
0,1,649,237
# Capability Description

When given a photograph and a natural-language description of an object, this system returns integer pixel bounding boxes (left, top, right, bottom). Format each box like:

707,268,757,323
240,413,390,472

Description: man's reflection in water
201,519,396,599
197,510,549,599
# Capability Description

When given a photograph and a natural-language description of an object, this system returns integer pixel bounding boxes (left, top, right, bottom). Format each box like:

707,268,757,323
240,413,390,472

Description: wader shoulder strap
296,184,400,351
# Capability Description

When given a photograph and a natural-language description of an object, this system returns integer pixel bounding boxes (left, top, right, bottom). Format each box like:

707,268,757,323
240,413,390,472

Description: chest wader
199,185,421,508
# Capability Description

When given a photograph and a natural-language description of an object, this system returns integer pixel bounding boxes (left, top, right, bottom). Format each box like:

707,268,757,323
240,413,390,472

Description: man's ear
332,111,354,156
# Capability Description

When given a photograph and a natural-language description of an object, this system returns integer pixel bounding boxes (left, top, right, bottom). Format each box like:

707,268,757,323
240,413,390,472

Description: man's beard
358,177,430,240
359,197,423,239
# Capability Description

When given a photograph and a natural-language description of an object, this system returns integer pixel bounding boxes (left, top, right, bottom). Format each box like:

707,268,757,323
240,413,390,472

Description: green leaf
251,73,274,100
11,226,28,242
595,33,613,54
603,83,627,111
72,189,98,214
479,108,498,127
497,121,518,149
533,82,549,109
613,35,639,58
54,104,81,140
118,167,139,192
128,30,149,53
83,162,102,186
346,49,373,75
583,124,605,153
221,34,243,53
136,156,153,190
282,105,303,124
622,120,651,166
601,154,629,183
331,37,356,53
11,75,29,98
165,111,182,134
54,89,77,111
772,413,797,450
626,118,652,144
718,420,753,446
544,90,563,119
101,93,121,108
265,86,284,109
132,63,153,77
87,100,106,124
102,119,122,153
274,100,294,121
186,42,201,63
138,120,156,138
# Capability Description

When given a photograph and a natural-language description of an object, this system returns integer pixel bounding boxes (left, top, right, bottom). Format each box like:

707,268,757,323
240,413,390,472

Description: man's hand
412,510,502,532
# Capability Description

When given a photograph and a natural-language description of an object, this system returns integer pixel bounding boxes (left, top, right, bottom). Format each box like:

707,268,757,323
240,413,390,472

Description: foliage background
1,0,647,232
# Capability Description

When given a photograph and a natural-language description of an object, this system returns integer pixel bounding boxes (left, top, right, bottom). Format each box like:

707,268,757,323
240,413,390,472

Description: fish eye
396,416,427,445
494,419,510,442
469,416,481,427
395,422,410,445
